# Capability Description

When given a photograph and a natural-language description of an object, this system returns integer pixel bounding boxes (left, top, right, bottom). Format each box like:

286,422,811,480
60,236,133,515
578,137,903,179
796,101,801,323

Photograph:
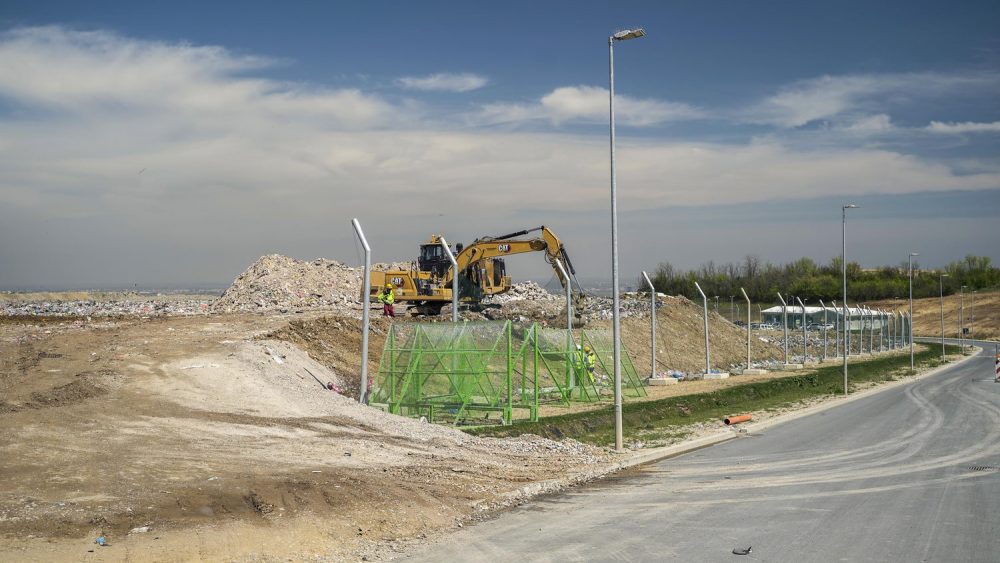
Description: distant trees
642,255,999,302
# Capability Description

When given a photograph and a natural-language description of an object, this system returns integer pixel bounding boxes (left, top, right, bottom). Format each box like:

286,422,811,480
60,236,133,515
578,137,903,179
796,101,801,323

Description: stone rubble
1,297,213,317
211,254,408,314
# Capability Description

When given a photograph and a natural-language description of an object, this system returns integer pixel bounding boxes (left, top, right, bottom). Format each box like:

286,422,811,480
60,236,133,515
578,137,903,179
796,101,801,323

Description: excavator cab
418,241,450,278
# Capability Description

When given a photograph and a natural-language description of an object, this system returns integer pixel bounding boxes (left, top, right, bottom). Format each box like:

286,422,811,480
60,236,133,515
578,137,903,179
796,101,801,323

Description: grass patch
467,345,961,446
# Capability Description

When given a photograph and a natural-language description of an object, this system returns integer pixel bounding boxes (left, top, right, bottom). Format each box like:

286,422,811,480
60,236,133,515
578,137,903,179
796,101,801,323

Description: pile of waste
482,281,559,304
1,298,212,317
213,255,365,313
213,254,412,313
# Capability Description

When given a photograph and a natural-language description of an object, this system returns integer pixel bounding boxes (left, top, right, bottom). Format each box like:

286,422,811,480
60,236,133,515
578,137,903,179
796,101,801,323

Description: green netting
371,321,646,426
581,329,647,398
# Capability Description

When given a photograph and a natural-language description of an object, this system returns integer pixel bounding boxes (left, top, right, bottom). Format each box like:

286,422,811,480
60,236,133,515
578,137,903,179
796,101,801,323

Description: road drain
969,465,1000,472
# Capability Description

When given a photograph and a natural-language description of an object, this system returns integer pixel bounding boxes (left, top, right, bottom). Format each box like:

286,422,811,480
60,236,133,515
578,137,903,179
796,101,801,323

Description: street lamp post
939,273,948,360
908,252,919,370
842,204,858,395
609,27,645,451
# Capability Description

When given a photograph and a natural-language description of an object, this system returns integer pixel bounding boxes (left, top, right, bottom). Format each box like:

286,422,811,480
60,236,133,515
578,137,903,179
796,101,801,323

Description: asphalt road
410,340,1000,562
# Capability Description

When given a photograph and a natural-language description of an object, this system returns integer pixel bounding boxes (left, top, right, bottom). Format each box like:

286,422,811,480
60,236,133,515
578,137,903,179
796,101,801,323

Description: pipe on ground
724,414,753,425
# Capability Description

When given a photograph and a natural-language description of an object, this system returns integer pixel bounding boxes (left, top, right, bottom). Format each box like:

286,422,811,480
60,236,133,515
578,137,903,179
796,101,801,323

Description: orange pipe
724,414,752,425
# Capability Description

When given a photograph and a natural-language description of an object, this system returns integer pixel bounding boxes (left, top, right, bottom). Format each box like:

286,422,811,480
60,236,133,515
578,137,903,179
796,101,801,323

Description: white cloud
0,26,399,128
745,72,1000,128
397,72,487,92
838,114,894,133
1,26,998,287
477,85,702,127
926,120,1000,134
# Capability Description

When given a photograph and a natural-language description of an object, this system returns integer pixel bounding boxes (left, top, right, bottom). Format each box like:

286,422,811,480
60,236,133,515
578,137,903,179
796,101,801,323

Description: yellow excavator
369,226,582,315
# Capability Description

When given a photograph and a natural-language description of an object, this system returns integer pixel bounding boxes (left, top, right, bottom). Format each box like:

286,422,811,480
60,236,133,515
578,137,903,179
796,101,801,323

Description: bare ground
867,290,1000,340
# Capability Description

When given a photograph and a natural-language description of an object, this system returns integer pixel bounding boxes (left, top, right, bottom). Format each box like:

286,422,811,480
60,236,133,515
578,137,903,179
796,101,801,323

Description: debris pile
1,298,212,317
482,281,559,304
213,255,349,313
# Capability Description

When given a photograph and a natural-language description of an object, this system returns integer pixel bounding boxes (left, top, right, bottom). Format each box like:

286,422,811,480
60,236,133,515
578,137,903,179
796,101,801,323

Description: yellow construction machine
369,226,581,315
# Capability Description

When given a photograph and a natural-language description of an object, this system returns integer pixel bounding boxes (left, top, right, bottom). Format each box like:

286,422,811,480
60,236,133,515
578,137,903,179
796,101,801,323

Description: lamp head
843,204,859,209
612,28,646,41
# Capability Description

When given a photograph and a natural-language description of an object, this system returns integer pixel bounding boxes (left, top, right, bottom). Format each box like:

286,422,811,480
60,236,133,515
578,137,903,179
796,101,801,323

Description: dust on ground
0,314,615,562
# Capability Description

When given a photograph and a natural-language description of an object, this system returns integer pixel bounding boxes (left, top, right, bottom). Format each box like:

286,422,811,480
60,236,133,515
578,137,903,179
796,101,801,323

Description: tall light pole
842,204,859,395
609,26,645,451
908,252,919,370
939,273,948,360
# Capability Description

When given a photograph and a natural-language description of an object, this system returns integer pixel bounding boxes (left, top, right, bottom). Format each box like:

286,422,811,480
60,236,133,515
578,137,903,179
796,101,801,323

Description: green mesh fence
371,321,646,426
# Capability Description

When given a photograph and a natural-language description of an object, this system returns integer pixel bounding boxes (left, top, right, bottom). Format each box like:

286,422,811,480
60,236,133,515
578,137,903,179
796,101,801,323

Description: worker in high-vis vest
377,283,395,318
583,345,596,383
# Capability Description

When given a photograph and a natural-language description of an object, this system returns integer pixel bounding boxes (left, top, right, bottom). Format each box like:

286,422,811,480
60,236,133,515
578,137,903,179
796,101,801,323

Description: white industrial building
760,305,892,330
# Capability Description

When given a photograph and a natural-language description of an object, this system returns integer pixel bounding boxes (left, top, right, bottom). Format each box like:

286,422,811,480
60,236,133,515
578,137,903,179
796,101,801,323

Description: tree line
642,255,1000,303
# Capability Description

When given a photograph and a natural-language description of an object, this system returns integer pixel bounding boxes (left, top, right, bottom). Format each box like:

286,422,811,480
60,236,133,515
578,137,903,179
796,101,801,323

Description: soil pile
867,290,999,340
612,294,785,374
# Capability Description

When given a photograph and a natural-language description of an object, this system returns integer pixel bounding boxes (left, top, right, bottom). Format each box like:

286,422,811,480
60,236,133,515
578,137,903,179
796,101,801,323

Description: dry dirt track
0,314,612,562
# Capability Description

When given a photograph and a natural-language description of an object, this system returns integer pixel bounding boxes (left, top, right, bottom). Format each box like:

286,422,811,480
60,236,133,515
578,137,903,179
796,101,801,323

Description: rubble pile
213,254,364,313
482,281,560,304
1,298,212,317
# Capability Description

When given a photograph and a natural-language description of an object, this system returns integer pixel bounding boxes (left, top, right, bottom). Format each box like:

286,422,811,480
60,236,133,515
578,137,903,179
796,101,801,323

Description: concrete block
648,377,678,386
780,363,804,370
742,368,769,375
702,372,729,380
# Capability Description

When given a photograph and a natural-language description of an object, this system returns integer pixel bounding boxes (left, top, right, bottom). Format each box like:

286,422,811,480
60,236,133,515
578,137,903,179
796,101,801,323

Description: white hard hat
576,344,582,350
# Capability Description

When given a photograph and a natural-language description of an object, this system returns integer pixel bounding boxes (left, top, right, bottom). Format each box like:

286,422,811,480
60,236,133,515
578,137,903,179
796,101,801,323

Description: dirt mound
605,295,785,374
263,315,392,398
867,290,999,340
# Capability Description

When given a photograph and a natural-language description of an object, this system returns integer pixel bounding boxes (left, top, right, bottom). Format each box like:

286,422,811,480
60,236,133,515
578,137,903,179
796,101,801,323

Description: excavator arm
454,226,581,292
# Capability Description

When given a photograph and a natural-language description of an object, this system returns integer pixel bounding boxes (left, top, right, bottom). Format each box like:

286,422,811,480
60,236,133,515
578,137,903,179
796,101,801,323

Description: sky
1,1,999,290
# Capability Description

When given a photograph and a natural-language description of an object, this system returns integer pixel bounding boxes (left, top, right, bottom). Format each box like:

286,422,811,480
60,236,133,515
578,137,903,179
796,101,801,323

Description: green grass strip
467,345,961,447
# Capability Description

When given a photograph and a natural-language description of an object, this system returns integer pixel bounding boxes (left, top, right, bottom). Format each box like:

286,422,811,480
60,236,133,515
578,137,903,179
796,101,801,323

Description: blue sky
0,1,998,289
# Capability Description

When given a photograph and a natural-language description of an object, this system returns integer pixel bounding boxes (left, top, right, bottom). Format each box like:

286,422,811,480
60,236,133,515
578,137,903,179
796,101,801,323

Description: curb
616,346,983,471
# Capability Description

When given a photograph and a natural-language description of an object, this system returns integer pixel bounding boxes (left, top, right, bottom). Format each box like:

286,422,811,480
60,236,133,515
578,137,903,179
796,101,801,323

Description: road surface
409,340,1000,562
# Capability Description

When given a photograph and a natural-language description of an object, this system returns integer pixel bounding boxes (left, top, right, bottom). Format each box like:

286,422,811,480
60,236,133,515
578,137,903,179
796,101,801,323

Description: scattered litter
207,476,220,481
732,546,752,555
265,347,285,364
129,526,151,534
94,536,108,546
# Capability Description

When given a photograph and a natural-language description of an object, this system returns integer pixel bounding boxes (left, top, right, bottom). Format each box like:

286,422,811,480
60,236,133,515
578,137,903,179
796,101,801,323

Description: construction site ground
1,287,986,561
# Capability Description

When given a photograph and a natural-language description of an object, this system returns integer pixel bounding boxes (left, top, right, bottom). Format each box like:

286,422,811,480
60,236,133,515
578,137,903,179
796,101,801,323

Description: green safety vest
380,289,395,304
585,351,596,370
